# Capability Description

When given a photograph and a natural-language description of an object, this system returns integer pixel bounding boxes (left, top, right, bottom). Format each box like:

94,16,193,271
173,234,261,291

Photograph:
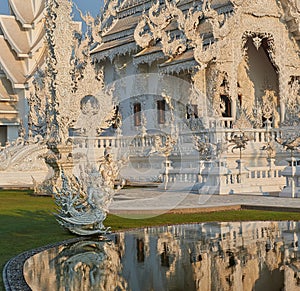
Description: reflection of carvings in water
24,239,127,291
24,222,300,290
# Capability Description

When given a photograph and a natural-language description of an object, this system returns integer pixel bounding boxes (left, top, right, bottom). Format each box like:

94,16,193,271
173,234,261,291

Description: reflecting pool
24,221,300,290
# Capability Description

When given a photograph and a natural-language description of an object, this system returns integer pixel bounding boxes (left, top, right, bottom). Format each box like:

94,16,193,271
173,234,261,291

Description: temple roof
0,0,46,89
0,15,44,56
0,36,27,86
93,0,300,77
91,35,136,61
158,50,197,74
92,0,233,69
0,35,45,88
0,16,30,55
133,45,166,65
102,14,140,41
134,45,162,57
8,0,44,28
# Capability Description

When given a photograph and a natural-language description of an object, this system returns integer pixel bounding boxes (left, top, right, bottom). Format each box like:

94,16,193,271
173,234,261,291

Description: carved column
229,65,238,122
278,68,288,124
275,31,288,125
192,70,208,125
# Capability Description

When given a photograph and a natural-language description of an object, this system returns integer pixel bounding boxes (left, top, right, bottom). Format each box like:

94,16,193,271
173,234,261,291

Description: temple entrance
240,34,280,127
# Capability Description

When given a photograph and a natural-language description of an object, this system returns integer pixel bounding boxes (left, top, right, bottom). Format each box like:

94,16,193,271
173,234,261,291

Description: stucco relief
261,89,280,128
286,76,300,123
134,0,185,53
44,0,113,145
237,58,255,123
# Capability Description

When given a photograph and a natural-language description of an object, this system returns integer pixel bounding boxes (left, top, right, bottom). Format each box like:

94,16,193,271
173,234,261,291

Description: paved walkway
109,187,300,214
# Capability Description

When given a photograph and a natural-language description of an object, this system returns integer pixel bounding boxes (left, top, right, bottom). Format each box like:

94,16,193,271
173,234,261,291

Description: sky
0,0,103,19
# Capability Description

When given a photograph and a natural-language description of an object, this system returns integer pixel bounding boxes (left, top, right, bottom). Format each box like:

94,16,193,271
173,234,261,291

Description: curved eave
9,0,34,27
26,46,47,80
91,41,137,62
32,1,45,27
30,24,45,55
0,36,27,88
9,0,44,28
158,50,197,74
133,46,166,66
91,34,137,60
0,15,31,56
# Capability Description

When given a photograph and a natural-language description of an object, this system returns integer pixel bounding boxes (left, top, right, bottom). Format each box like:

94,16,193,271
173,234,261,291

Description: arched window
157,100,166,124
133,102,141,126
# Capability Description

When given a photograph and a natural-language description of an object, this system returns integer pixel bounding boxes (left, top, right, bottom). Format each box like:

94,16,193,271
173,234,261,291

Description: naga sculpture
55,157,120,235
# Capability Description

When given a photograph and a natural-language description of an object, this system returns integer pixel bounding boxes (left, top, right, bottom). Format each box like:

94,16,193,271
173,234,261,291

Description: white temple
0,0,300,196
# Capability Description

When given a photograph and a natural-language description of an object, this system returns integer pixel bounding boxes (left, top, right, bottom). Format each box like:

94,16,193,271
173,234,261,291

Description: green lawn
1,190,300,290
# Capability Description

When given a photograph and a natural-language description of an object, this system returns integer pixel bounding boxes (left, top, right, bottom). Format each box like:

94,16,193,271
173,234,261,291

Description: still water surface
24,221,300,290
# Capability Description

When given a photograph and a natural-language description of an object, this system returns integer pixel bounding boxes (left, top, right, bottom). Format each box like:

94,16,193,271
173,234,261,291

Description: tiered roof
9,0,44,28
0,0,45,126
91,0,233,73
0,0,45,88
0,75,18,125
92,0,300,76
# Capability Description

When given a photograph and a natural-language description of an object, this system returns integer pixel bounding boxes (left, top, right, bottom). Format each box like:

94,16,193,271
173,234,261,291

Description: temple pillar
227,64,237,123
231,98,237,122
278,66,289,124
192,70,208,125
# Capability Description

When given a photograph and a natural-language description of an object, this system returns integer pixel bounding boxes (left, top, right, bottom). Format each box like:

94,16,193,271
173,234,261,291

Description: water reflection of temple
123,222,300,290
24,221,300,290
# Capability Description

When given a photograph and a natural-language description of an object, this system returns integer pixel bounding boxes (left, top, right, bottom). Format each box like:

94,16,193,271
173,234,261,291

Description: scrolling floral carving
134,0,186,57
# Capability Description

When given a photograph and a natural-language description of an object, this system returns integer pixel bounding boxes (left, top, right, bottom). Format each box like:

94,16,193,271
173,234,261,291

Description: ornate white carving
101,0,118,32
261,89,280,128
134,17,154,48
233,112,253,129
55,154,122,235
134,0,186,58
132,0,300,128
252,36,263,50
161,32,187,58
28,69,47,138
287,77,300,120
0,136,47,172
37,0,121,235
227,132,249,154
44,0,111,145
261,142,276,159
193,136,214,161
